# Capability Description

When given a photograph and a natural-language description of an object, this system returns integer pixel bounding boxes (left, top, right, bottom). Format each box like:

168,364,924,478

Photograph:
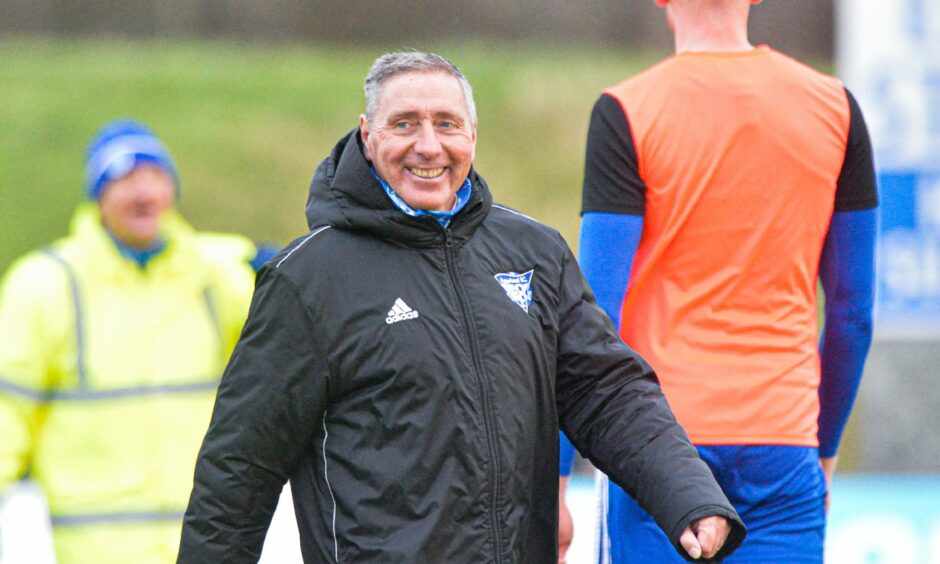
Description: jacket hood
305,128,492,247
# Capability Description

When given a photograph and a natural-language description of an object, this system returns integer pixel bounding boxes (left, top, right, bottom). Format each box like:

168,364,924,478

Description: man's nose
129,176,162,201
414,122,443,158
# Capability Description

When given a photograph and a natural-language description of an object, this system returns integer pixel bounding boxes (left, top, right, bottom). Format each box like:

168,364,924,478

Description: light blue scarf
371,168,472,228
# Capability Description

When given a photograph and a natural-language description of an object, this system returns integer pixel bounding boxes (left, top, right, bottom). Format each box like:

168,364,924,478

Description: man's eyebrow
384,110,420,122
433,111,465,122
384,109,466,123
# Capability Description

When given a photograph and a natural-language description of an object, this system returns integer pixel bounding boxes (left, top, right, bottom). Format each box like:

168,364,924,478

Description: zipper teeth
444,234,503,563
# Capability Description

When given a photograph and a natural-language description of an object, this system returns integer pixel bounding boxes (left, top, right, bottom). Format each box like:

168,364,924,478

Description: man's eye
439,121,454,129
394,121,411,129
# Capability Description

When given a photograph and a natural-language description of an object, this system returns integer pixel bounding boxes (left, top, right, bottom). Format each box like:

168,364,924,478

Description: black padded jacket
178,130,745,563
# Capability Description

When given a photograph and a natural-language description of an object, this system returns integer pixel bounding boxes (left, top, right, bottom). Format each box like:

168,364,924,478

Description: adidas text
386,311,419,324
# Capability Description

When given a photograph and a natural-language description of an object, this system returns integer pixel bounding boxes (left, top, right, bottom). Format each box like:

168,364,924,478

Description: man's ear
359,114,371,160
469,123,478,162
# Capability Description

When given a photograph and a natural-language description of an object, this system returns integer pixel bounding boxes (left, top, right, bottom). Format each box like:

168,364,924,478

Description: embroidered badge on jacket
494,269,534,313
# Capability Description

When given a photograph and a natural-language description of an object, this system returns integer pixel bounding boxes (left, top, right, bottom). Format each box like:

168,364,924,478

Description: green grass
0,37,665,271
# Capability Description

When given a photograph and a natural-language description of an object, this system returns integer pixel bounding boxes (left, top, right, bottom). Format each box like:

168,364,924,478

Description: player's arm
179,265,328,562
558,93,647,560
817,88,879,492
559,93,646,473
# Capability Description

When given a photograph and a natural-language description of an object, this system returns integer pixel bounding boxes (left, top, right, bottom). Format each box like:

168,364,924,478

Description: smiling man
360,69,476,213
178,51,745,563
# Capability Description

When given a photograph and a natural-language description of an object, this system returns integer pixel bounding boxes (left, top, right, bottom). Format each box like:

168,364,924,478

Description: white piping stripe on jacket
322,411,339,562
492,204,538,223
596,472,611,564
277,226,331,269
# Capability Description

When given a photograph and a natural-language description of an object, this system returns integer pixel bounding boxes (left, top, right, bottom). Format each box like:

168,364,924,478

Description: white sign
837,0,940,171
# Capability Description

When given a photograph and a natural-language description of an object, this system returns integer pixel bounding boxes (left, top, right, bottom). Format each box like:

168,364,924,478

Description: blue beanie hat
84,119,179,200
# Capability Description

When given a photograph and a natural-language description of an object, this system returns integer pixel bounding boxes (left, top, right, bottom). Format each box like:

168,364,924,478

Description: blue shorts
598,445,827,563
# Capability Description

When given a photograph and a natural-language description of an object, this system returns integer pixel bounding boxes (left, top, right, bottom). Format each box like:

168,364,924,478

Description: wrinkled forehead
374,71,471,120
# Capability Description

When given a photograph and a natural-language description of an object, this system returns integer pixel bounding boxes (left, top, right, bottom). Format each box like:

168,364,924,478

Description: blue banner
876,171,940,335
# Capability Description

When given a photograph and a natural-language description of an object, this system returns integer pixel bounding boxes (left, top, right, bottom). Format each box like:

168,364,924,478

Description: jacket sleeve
559,212,643,476
0,256,69,495
552,241,745,561
179,265,329,562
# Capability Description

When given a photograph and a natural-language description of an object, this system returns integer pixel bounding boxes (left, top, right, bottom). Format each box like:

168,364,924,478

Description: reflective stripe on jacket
0,204,257,563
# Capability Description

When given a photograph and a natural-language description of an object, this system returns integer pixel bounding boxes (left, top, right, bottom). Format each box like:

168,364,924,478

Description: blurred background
0,1,938,562
0,0,833,273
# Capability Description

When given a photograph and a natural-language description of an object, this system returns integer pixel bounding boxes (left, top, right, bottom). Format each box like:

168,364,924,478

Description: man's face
360,71,477,212
98,164,175,249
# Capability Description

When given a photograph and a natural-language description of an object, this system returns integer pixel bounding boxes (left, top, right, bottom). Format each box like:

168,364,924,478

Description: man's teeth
410,167,445,179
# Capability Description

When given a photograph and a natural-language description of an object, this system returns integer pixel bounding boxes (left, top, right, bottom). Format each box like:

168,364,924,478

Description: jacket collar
305,129,492,248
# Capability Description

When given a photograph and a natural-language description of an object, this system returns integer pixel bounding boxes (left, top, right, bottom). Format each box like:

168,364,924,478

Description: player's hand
679,515,731,560
558,477,573,564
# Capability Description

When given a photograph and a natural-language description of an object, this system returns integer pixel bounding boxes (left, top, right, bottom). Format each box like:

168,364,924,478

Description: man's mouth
409,167,445,179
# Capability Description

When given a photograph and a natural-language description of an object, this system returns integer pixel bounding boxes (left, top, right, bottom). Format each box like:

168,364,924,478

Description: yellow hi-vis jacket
0,204,257,563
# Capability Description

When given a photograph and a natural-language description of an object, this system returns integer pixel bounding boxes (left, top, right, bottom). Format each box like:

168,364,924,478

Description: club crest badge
494,269,534,313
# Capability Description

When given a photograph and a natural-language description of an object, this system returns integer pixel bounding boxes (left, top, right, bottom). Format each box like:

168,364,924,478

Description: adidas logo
385,298,419,325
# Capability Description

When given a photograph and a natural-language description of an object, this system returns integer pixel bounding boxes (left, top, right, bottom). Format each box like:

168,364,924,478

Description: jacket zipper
443,230,503,563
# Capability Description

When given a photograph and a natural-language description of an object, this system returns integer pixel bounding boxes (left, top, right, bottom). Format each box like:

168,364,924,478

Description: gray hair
364,51,477,125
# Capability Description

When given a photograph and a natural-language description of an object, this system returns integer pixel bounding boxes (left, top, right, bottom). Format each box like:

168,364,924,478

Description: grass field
0,37,665,271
